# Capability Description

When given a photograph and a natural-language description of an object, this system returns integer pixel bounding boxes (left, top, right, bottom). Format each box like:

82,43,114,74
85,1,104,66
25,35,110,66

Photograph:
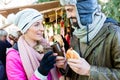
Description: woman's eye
34,22,40,27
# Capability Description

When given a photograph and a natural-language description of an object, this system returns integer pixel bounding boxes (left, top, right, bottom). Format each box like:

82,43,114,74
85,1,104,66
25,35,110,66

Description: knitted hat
76,0,98,26
59,0,98,26
7,8,43,33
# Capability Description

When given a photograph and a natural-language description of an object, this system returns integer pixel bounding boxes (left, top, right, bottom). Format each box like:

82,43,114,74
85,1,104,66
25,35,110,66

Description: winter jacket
0,40,12,67
6,48,54,80
66,23,120,80
0,40,12,80
0,61,5,80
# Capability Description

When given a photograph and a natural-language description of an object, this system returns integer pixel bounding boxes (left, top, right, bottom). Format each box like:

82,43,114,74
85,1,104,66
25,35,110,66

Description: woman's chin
37,37,44,40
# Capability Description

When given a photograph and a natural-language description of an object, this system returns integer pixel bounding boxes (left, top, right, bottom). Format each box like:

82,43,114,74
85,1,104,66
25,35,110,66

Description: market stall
0,1,70,42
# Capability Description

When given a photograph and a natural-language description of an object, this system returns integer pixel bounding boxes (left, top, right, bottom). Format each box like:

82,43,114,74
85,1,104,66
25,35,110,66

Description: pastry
66,48,80,59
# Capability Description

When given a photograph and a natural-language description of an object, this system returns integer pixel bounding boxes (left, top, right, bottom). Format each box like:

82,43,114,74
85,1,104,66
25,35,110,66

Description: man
58,0,120,80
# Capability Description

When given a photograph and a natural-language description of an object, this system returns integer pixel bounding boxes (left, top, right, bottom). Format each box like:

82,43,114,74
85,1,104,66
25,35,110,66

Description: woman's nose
39,25,44,31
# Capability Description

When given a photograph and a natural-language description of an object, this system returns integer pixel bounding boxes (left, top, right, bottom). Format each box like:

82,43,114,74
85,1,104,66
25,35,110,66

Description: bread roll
66,48,80,59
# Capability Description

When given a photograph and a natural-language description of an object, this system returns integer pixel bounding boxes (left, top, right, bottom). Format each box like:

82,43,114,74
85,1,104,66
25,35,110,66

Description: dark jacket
0,40,12,67
0,61,5,80
0,40,12,80
67,23,120,80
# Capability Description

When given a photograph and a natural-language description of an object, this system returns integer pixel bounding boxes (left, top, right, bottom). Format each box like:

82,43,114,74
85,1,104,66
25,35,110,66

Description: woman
6,8,65,80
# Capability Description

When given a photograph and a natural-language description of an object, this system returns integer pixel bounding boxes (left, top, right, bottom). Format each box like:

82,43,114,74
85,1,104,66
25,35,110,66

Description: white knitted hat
7,8,43,33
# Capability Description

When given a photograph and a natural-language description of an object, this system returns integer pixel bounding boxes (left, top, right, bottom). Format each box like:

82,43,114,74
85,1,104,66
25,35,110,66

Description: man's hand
67,58,90,76
56,56,67,69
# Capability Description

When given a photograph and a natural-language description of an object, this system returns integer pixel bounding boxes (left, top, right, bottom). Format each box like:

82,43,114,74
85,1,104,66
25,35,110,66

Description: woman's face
25,20,44,41
0,35,7,41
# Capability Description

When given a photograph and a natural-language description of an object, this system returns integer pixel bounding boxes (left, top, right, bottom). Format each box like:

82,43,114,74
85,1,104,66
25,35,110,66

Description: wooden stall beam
0,1,60,18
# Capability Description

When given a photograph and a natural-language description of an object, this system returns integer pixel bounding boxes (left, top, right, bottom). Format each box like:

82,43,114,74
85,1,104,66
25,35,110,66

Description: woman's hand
38,51,56,76
67,58,90,76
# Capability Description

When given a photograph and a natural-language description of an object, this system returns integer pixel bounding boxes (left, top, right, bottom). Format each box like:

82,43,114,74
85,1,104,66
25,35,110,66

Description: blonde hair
53,34,64,47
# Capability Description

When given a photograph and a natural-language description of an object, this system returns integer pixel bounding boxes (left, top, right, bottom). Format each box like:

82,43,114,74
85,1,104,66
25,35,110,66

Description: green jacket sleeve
89,66,120,80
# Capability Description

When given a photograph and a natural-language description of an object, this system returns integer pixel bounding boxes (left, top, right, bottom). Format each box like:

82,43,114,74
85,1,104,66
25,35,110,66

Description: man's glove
38,51,56,76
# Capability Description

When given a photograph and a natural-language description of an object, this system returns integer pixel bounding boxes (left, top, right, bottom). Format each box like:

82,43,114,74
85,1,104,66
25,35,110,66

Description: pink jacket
6,48,53,80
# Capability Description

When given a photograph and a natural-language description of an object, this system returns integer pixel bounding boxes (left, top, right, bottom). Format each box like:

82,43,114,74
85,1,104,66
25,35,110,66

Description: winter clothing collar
73,9,106,43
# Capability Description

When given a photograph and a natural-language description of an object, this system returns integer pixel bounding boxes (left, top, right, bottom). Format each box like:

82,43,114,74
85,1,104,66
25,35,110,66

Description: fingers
53,53,58,56
56,60,65,65
56,56,66,65
68,60,80,69
69,65,78,71
56,61,66,69
47,56,56,62
68,59,81,64
48,60,56,66
67,59,83,69
56,56,65,61
46,56,56,69
56,56,66,68
45,64,54,71
44,51,53,59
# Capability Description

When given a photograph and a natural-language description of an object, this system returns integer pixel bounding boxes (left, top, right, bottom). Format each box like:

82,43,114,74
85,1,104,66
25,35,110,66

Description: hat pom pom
6,13,16,24
60,0,65,6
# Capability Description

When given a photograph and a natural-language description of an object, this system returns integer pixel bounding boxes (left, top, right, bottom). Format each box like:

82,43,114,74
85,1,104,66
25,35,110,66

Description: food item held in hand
66,48,80,59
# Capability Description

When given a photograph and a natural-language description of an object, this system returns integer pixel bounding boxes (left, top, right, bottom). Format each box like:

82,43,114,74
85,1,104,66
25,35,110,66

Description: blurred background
0,0,120,41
